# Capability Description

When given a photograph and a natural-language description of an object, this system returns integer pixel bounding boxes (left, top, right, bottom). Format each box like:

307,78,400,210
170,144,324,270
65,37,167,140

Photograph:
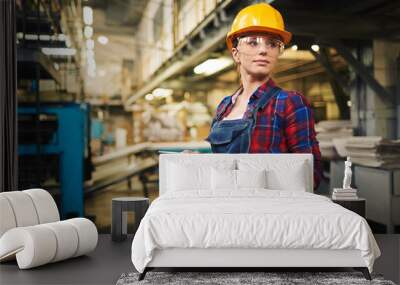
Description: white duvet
131,190,380,273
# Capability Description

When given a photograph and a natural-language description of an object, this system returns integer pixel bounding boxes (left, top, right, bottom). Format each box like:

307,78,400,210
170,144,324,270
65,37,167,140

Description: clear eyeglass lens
239,36,284,53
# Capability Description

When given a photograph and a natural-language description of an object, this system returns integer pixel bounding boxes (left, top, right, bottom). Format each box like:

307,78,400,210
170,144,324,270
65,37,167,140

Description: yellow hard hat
226,3,292,50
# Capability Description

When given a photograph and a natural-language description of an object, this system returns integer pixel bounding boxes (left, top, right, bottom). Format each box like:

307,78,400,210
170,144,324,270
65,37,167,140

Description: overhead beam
283,11,400,40
124,26,229,107
339,0,390,14
124,0,252,107
324,40,395,104
275,60,346,84
161,79,238,92
310,48,350,119
309,49,347,88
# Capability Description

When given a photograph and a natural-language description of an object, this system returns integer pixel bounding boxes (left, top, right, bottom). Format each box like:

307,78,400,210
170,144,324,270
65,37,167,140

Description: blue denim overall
206,87,281,153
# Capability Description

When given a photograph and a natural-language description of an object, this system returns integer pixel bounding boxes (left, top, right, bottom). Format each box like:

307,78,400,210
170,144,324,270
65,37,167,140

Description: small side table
111,197,149,242
332,198,366,218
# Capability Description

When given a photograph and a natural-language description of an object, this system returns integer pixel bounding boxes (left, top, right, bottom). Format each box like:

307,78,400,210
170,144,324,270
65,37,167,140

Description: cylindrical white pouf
23,189,60,224
1,192,39,227
0,196,17,237
65,218,98,257
0,226,57,269
42,221,79,262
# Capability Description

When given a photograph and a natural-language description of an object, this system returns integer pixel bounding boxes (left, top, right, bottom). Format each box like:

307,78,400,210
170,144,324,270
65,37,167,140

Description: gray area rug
116,271,396,285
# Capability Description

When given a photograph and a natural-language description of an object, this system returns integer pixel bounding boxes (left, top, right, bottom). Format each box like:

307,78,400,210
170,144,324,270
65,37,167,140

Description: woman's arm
284,92,322,191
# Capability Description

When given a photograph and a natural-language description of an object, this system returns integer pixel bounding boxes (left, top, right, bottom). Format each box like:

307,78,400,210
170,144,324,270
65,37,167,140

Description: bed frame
139,154,371,281
140,248,370,280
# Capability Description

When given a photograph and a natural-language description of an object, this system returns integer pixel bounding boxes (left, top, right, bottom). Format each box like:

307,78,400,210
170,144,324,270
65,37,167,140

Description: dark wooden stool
111,197,149,242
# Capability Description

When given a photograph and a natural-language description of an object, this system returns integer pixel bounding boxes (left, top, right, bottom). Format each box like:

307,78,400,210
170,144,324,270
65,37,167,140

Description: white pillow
236,169,267,189
211,168,267,190
266,162,307,191
211,168,236,190
166,160,235,192
237,159,309,191
167,162,210,191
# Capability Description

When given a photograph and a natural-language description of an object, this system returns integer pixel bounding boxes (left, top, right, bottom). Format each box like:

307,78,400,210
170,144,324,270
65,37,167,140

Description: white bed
131,154,380,281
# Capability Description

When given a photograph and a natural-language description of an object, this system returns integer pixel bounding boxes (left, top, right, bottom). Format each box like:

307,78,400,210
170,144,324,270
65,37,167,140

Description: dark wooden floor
0,234,134,285
1,234,399,285
0,182,156,285
2,181,399,284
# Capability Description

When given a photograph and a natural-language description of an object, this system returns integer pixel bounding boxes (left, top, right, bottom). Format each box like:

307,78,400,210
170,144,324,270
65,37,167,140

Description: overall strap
215,96,232,121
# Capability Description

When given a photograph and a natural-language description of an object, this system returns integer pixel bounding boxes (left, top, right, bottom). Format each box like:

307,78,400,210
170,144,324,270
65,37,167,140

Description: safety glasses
237,35,285,54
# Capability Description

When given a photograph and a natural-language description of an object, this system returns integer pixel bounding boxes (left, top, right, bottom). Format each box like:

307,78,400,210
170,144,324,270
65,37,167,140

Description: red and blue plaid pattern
214,78,322,190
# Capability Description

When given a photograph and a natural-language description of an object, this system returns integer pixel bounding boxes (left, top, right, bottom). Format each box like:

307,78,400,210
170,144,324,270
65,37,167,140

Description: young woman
206,3,322,190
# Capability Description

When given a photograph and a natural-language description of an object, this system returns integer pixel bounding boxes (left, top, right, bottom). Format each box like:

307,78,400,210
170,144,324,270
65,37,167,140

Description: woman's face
231,33,283,79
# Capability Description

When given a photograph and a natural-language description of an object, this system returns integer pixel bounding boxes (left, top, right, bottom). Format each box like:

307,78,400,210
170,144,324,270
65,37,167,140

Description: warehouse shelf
17,47,62,84
86,157,158,197
92,143,151,166
87,141,211,197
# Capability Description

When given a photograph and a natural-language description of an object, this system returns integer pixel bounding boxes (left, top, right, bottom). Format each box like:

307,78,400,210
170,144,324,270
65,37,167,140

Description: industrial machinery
18,103,90,218
15,0,90,219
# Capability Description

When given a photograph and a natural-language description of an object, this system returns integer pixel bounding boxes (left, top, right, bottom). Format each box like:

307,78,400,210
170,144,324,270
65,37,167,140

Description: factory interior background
1,1,400,283
2,0,400,231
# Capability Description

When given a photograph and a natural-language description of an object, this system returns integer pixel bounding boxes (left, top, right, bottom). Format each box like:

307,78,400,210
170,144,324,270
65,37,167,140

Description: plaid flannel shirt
212,78,322,190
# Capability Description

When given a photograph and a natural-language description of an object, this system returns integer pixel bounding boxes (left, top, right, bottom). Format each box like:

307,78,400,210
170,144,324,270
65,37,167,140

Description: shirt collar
231,78,276,104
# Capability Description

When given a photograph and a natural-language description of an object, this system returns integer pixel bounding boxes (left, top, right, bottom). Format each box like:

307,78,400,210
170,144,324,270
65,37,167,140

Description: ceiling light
39,35,50,41
87,64,96,77
291,45,298,51
193,57,233,76
25,34,38,40
145,94,154,101
311,44,320,52
97,35,108,45
84,26,93,39
87,61,96,71
153,88,173,98
83,6,93,25
86,39,94,50
41,48,76,56
87,57,96,67
17,33,67,42
86,49,94,58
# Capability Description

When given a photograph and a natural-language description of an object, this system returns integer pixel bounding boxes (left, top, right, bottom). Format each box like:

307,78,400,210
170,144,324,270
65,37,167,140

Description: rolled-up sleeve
284,92,322,190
